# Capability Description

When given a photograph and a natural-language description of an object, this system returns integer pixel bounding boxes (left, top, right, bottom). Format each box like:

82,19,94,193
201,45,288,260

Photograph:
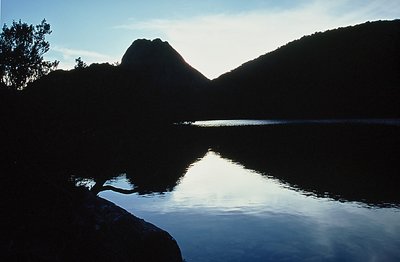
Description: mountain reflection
80,124,399,207
170,151,308,212
78,126,208,195
208,124,400,206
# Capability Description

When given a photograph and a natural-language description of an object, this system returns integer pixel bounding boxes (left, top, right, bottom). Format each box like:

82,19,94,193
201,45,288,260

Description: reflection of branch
91,183,137,195
100,185,138,194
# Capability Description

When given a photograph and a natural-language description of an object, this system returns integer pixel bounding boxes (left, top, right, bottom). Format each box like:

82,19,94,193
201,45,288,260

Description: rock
2,182,183,262
120,38,185,70
120,38,209,86
82,192,183,262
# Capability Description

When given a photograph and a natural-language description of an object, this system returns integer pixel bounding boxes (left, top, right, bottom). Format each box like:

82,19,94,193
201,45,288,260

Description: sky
1,0,399,79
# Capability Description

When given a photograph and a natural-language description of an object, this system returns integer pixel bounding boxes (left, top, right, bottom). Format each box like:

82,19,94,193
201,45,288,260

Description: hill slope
210,20,400,119
26,39,209,129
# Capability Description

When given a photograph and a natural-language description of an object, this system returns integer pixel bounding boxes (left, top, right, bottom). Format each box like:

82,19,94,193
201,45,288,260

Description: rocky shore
2,179,183,262
82,191,183,262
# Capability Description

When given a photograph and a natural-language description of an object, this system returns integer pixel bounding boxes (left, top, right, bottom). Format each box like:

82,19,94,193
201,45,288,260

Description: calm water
192,119,400,127
99,150,400,262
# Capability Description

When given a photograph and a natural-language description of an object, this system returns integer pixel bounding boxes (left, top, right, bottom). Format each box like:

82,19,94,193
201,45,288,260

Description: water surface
99,150,400,262
192,119,400,127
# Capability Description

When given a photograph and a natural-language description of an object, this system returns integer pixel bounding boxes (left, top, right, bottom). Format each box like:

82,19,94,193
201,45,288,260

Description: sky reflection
170,151,314,213
99,150,400,216
192,119,400,127
99,150,400,261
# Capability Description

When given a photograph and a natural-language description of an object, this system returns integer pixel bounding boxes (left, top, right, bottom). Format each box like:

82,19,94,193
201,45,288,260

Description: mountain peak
120,38,186,68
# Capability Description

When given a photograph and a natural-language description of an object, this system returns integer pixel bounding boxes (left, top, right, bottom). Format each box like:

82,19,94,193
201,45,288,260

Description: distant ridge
20,20,400,124
209,20,400,119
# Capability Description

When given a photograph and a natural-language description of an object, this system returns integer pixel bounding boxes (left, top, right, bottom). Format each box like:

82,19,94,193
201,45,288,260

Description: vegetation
0,19,58,89
210,20,400,119
74,56,87,69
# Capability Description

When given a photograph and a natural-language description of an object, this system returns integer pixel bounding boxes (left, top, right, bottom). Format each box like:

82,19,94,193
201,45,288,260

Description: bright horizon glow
2,0,400,79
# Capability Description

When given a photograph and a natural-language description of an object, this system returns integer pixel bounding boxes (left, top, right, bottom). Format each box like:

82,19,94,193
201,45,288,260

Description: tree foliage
0,19,59,89
74,57,87,69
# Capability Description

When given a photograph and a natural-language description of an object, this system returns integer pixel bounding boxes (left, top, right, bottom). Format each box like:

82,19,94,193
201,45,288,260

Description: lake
191,119,400,127
86,121,400,261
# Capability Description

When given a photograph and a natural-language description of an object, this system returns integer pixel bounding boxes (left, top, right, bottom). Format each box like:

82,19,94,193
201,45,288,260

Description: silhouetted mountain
120,38,208,87
209,20,400,119
121,38,180,67
22,39,209,140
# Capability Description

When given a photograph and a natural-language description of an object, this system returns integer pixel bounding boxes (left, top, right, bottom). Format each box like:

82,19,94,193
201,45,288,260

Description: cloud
51,46,118,70
52,46,111,60
114,0,400,79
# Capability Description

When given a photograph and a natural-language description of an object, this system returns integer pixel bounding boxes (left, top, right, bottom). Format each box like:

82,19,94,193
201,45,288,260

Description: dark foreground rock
1,180,182,262
82,192,183,262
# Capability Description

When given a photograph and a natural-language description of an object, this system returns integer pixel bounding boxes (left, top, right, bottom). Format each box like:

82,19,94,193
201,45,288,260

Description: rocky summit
121,38,186,68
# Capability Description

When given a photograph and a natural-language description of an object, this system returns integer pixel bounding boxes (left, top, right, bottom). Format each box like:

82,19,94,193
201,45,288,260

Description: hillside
20,21,400,123
25,39,209,130
209,20,400,119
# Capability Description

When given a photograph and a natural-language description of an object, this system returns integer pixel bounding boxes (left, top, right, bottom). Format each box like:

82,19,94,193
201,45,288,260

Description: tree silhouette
74,57,87,69
0,19,59,89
